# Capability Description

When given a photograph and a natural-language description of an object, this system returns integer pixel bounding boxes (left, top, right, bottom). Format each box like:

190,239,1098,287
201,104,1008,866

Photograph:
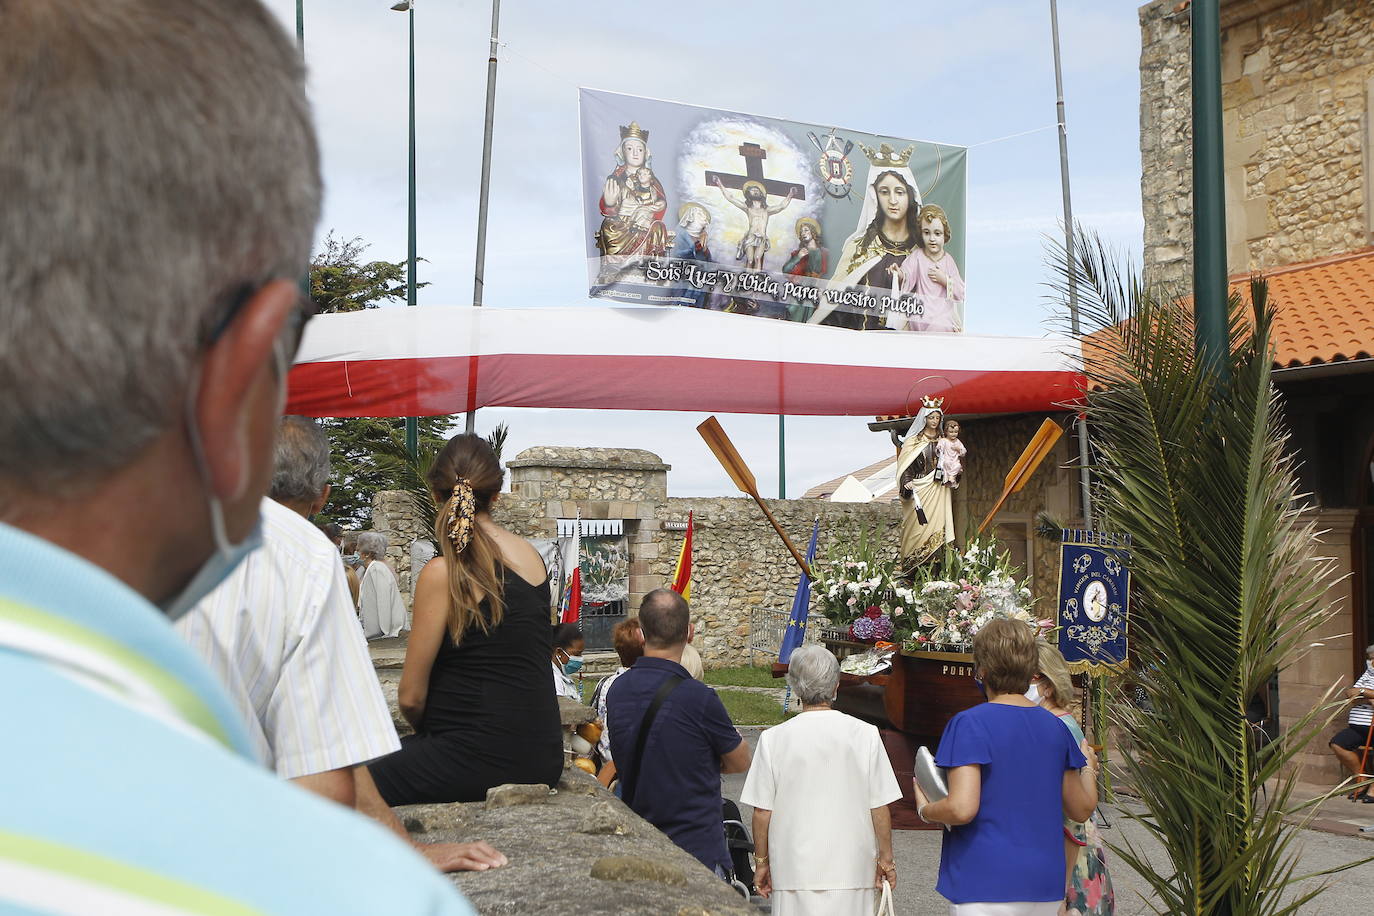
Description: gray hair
1367,645,1374,658
357,532,389,559
785,645,840,706
269,416,331,505
0,0,320,491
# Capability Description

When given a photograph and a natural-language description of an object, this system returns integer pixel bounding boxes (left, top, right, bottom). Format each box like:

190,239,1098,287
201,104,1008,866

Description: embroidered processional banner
579,88,968,331
1056,530,1130,675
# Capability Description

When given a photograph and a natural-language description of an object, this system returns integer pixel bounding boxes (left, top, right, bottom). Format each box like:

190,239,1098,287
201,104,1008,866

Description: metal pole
778,416,786,499
1191,0,1228,372
1049,0,1093,532
467,0,502,436
404,2,419,458
295,0,304,53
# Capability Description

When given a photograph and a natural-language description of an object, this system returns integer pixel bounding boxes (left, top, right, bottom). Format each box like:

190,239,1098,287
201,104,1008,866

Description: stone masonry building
1138,0,1374,780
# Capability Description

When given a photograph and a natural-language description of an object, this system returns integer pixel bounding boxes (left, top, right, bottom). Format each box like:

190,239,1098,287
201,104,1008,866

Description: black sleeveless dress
369,568,564,804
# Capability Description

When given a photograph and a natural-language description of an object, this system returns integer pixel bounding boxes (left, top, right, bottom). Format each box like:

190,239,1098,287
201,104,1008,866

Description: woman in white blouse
357,532,407,639
742,645,901,914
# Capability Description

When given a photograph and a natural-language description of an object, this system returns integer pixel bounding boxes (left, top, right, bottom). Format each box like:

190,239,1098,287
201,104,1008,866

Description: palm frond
1050,233,1352,914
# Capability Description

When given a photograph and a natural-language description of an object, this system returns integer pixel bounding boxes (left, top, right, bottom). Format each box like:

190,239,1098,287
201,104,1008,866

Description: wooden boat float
829,643,984,737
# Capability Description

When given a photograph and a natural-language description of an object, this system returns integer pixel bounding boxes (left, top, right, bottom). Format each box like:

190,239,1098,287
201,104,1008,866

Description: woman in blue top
914,618,1098,915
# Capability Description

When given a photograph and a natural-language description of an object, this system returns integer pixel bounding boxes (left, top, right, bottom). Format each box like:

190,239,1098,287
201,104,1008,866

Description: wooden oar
697,416,812,579
977,417,1064,534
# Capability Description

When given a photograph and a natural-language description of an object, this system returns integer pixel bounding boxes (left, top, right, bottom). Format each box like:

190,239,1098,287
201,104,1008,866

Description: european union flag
778,519,820,666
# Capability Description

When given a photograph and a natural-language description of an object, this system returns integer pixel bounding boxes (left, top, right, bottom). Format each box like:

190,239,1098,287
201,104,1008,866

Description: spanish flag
669,511,693,601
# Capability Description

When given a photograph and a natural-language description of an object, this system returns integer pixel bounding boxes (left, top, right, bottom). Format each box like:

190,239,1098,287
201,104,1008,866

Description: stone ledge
399,770,756,915
508,446,670,473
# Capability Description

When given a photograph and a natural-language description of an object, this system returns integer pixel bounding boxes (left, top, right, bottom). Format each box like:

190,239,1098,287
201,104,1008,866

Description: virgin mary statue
896,397,955,570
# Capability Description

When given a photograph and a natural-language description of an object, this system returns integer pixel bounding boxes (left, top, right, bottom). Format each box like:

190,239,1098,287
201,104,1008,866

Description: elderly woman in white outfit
357,532,407,640
741,646,902,914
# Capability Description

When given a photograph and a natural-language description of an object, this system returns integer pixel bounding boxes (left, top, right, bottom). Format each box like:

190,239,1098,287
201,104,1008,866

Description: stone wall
1139,0,1374,289
372,423,1079,668
369,490,431,604
507,447,669,504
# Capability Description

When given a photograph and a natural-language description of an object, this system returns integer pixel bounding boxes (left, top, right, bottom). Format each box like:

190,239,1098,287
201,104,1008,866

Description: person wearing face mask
1030,642,1115,916
914,620,1097,916
552,622,586,701
0,2,475,913
1330,644,1374,799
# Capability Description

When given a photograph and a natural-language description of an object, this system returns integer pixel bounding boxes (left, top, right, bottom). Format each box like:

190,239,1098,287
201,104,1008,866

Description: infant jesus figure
935,418,966,488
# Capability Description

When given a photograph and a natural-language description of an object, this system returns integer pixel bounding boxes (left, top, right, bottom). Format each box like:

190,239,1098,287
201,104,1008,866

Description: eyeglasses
206,281,318,366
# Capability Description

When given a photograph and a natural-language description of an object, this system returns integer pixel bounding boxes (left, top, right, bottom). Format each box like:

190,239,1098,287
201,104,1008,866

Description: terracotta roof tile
1236,247,1374,368
1084,247,1374,372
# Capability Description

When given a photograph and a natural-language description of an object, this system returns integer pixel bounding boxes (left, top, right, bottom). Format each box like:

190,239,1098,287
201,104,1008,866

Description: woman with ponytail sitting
365,434,564,804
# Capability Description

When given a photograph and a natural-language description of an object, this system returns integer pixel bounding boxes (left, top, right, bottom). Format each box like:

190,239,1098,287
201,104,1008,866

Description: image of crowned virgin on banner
579,89,966,331
594,121,669,285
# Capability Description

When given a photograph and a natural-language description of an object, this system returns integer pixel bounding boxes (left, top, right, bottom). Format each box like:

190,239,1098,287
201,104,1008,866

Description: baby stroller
722,799,756,899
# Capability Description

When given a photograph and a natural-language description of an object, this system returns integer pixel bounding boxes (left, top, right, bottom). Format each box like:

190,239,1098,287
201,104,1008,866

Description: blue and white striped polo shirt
0,522,474,915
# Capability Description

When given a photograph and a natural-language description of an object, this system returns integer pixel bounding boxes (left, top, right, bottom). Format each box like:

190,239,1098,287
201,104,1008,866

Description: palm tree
1057,236,1363,914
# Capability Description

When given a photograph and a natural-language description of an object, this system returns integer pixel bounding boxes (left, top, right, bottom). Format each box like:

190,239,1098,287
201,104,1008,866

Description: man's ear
194,280,296,502
310,483,332,518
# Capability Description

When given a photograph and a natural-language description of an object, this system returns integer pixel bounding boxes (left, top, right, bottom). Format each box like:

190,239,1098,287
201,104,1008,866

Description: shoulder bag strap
622,674,685,807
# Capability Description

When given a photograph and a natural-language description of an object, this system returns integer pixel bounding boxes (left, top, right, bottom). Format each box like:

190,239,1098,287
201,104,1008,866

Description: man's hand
875,859,896,889
419,841,508,873
754,861,772,898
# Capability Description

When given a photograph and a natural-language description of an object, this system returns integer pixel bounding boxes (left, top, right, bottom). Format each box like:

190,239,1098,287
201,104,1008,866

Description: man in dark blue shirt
607,589,751,873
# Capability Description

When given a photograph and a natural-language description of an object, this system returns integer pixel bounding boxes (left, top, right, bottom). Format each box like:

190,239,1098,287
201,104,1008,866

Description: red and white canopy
286,306,1083,418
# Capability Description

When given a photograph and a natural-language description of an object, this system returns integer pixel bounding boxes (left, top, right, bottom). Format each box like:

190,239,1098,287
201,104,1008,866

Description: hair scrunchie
445,478,476,553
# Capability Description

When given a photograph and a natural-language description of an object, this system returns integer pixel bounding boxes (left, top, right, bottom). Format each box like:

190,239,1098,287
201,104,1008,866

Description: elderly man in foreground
742,645,901,914
0,1,472,911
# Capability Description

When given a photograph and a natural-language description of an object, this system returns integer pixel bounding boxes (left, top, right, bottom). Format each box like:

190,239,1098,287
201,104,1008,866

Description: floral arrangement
812,528,1044,652
812,525,921,644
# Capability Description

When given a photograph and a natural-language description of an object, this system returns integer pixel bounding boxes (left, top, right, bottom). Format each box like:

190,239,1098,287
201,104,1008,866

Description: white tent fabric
286,306,1082,418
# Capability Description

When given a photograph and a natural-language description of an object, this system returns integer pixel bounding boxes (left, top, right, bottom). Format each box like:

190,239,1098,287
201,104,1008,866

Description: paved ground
722,728,1374,915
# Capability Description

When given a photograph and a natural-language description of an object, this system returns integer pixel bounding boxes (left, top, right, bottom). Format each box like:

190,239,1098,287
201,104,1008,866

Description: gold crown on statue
921,395,945,410
620,121,649,142
857,142,914,168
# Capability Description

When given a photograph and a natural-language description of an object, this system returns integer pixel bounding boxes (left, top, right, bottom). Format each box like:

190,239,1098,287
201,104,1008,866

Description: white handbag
875,878,895,916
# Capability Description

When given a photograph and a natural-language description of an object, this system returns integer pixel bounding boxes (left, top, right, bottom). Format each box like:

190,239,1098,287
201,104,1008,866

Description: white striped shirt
1351,665,1374,727
176,498,400,778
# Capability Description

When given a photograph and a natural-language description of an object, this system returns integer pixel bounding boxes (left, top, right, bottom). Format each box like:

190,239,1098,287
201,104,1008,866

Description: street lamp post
392,0,420,458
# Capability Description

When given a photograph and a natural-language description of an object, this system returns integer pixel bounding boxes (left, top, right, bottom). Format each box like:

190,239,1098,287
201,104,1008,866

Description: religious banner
1056,530,1130,674
580,89,968,331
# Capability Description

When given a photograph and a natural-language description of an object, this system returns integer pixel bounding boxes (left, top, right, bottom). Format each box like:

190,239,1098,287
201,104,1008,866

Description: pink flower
846,597,857,607
893,607,905,617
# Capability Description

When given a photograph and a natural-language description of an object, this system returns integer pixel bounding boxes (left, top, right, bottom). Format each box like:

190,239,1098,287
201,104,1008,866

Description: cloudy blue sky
266,0,1149,497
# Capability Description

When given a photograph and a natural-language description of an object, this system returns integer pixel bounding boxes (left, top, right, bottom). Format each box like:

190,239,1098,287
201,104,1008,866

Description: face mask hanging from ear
1025,681,1041,704
158,344,281,621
